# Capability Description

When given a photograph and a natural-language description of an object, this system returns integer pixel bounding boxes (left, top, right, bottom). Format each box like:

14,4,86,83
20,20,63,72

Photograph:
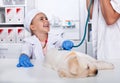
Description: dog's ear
67,55,79,75
57,52,79,78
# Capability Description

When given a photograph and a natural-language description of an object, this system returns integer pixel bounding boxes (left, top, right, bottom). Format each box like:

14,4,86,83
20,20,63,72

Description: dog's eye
87,66,90,69
86,64,90,70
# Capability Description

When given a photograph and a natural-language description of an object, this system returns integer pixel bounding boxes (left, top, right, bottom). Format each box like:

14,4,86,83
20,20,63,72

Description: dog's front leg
94,61,114,70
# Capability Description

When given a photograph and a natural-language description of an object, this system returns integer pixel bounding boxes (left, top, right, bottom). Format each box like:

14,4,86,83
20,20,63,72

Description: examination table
0,59,120,83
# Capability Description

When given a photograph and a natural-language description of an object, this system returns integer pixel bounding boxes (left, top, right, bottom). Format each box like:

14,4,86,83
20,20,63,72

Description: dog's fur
44,49,114,78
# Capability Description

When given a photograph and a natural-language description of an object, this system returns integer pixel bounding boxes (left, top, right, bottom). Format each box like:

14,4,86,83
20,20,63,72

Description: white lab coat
92,0,120,60
21,32,64,63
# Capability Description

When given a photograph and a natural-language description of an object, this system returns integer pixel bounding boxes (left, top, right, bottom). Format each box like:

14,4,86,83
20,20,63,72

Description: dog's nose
95,70,98,75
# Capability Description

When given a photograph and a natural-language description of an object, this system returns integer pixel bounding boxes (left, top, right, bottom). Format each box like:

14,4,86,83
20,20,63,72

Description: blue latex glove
62,40,74,50
16,54,33,67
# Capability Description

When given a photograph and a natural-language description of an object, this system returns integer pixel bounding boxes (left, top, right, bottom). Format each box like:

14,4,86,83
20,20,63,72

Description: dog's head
57,52,98,78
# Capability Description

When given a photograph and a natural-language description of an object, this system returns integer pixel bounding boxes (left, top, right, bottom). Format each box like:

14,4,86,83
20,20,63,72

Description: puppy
44,49,114,78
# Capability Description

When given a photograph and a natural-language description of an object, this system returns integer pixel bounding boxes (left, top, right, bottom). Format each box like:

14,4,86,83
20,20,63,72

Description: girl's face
30,12,50,35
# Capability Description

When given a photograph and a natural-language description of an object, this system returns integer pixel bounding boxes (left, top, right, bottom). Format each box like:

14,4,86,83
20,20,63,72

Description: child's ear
30,24,36,31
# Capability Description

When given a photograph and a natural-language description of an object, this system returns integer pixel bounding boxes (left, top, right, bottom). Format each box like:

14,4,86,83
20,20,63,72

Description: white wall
26,0,35,12
35,0,80,20
34,0,82,40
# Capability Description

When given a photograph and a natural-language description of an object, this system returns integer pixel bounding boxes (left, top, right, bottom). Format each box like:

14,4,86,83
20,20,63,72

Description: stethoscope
73,0,93,48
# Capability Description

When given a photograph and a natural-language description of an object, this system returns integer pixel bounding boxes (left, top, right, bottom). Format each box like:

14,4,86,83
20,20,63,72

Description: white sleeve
48,33,65,49
110,0,120,14
21,42,33,57
53,34,64,48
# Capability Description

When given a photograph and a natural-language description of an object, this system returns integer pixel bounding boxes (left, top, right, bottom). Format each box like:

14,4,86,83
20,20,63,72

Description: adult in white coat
88,0,120,60
16,9,74,67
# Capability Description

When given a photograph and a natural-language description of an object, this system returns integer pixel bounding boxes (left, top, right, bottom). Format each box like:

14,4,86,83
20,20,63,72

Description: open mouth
43,23,49,28
43,25,49,27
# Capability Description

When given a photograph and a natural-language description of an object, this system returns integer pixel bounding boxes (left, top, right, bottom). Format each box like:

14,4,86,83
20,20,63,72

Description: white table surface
0,59,120,83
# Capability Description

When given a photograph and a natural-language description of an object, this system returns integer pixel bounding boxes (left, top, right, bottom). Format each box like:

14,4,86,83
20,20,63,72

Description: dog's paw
96,61,114,70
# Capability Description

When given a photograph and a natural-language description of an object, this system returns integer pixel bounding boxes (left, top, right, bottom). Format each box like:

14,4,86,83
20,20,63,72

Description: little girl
17,9,74,67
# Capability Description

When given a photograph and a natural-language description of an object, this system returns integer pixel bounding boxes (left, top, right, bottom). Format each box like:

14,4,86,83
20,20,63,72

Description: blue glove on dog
17,54,33,67
62,40,74,50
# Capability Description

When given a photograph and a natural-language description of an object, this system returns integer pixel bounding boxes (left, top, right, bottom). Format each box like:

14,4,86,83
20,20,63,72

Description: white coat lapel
24,35,44,62
33,36,44,61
